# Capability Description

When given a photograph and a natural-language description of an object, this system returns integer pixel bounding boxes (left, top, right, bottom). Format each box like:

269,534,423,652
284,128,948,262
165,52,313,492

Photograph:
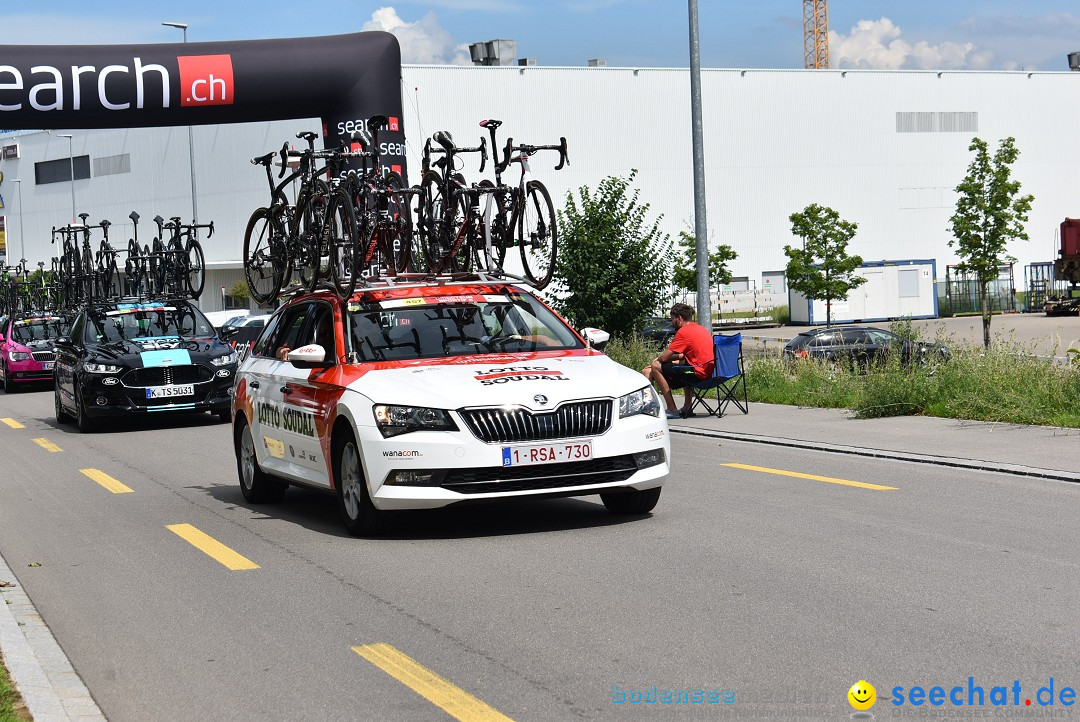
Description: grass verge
0,651,31,722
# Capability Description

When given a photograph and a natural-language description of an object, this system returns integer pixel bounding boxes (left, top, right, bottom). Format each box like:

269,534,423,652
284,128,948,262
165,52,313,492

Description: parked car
232,283,670,535
0,312,67,392
782,326,949,366
204,309,250,329
53,300,238,431
639,316,676,346
221,314,272,357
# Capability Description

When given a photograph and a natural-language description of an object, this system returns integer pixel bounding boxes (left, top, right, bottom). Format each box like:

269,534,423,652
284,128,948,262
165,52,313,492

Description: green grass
604,329,1080,428
0,651,30,722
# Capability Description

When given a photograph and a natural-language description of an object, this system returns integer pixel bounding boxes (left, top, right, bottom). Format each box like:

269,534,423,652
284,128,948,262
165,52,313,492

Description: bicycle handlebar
498,137,570,172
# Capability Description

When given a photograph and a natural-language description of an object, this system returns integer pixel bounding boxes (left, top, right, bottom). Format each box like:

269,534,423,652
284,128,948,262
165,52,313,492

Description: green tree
229,279,251,302
784,203,866,327
552,170,673,337
948,136,1034,349
672,231,737,318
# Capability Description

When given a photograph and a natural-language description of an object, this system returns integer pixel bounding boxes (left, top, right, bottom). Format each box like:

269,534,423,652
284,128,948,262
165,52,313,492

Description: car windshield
345,291,583,362
86,304,215,344
12,317,67,343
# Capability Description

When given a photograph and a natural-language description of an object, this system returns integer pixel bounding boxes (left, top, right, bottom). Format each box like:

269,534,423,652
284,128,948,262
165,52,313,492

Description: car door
53,312,85,411
269,300,341,488
840,329,873,365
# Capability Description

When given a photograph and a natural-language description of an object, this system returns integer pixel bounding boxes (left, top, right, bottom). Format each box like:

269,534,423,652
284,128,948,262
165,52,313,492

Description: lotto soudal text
256,402,315,437
475,367,569,385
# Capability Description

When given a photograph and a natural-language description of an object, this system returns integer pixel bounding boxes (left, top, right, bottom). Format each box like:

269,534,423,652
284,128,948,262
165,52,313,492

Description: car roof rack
274,270,538,302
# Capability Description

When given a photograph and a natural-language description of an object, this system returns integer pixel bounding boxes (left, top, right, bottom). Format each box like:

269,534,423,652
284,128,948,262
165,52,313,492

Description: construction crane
803,0,829,69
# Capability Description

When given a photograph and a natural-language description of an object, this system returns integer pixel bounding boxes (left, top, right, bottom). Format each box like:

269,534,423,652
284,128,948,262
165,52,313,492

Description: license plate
42,362,54,370
146,384,194,399
502,441,593,467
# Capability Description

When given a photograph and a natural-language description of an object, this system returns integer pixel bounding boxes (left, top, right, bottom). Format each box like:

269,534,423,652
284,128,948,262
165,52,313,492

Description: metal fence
944,264,1016,315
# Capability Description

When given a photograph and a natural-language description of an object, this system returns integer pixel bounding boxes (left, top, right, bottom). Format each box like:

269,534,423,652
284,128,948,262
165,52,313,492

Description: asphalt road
1,386,1079,720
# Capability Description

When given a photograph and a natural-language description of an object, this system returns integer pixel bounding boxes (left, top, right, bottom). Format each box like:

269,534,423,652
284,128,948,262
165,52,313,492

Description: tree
672,231,737,318
784,203,866,327
948,136,1034,349
552,170,673,337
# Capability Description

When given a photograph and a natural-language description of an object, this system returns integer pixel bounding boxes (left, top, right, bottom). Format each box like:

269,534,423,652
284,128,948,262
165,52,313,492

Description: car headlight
373,404,458,438
619,386,661,418
84,362,122,374
8,351,30,362
211,351,238,366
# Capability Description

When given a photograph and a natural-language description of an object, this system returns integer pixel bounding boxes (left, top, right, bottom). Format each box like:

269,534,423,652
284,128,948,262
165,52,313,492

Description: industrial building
2,63,1078,314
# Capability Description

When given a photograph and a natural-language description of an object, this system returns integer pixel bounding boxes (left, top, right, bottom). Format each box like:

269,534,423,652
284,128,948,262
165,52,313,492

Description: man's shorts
660,361,699,390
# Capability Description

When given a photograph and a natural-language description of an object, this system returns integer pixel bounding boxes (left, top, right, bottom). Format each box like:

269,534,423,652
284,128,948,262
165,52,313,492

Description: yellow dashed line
1,418,25,429
80,469,133,494
166,524,259,571
721,463,898,490
353,643,513,722
31,437,62,452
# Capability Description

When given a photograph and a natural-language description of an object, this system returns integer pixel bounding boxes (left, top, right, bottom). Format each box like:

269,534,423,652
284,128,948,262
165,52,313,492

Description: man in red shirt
642,303,715,419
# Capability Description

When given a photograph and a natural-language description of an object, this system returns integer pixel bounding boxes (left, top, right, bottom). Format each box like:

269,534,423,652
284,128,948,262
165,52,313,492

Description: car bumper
358,414,671,510
78,374,234,418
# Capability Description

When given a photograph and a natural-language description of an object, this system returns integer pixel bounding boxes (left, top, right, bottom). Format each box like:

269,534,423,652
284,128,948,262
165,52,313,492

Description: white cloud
362,6,471,65
831,17,993,71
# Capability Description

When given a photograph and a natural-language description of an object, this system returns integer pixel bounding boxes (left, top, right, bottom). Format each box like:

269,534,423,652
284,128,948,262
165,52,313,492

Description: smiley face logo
848,680,876,710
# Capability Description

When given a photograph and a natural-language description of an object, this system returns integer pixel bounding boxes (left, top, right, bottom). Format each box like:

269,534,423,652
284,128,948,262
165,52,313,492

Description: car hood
88,336,231,365
7,338,55,353
346,353,650,411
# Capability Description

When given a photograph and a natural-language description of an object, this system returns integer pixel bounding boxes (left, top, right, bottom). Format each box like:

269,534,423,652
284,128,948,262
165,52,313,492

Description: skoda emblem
533,394,549,406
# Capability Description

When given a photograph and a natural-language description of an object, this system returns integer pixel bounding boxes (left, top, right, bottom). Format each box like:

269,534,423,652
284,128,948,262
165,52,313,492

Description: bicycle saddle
368,115,389,131
433,130,455,150
99,220,112,229
251,151,276,166
296,130,318,142
479,119,502,129
351,128,373,147
129,211,140,223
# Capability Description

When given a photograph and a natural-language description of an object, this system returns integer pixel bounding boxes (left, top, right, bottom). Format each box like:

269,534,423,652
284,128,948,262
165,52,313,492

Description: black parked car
53,300,238,432
782,326,949,366
639,316,676,346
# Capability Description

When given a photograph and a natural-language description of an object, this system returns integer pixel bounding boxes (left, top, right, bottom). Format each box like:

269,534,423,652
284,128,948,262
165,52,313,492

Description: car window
302,303,336,360
865,329,897,344
251,312,284,358
808,332,840,347
259,304,310,359
345,291,582,362
841,329,871,345
85,304,214,343
11,317,67,343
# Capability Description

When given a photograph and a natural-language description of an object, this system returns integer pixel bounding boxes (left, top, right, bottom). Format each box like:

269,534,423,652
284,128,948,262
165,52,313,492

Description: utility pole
688,0,711,328
163,21,199,237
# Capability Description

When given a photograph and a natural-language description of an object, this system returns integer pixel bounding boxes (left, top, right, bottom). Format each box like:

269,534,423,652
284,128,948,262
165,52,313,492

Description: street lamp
162,21,199,235
56,133,75,223
12,179,24,263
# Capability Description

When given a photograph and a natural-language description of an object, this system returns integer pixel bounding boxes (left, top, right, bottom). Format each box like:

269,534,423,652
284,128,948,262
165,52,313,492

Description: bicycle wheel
384,172,413,275
185,240,206,299
518,180,558,289
477,180,509,273
326,187,360,299
243,207,284,305
103,260,120,300
296,180,330,293
418,171,451,273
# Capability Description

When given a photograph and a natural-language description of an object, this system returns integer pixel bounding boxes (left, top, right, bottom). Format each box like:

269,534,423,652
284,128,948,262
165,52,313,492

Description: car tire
333,427,390,537
55,383,71,423
2,363,15,393
235,420,287,503
600,487,662,515
74,379,95,433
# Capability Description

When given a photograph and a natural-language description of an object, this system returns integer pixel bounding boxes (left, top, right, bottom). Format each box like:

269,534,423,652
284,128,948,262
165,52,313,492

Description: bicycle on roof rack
152,214,210,300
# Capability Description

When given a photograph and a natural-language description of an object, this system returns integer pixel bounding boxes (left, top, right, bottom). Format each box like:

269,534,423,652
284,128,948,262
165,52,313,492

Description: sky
1,1,1079,72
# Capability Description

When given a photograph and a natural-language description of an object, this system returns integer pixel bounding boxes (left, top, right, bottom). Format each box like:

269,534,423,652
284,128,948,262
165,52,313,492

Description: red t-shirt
669,321,715,378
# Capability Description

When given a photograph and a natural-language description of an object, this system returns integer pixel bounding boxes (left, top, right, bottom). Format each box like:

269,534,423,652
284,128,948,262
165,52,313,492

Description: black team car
53,300,238,432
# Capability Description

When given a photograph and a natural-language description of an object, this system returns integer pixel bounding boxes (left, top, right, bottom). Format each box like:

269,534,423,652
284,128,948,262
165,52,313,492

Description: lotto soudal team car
231,283,671,535
53,300,238,432
0,312,68,392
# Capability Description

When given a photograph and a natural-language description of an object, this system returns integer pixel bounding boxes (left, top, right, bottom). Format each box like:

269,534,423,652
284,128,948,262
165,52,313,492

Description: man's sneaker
680,409,696,419
665,409,682,419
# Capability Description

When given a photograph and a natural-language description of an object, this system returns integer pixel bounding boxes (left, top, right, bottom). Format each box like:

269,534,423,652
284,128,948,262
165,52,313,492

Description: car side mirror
288,344,333,369
54,336,71,348
580,327,610,352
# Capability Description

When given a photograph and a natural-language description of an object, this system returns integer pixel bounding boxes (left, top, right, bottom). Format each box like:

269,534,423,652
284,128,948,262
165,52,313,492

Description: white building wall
2,65,1079,313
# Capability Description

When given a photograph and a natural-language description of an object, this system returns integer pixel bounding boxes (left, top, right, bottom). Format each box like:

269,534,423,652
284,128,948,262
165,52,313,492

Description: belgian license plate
502,441,593,467
146,384,194,399
42,362,54,371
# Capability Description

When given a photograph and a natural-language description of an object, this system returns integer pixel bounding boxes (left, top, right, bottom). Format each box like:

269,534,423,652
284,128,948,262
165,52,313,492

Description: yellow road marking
353,643,513,722
1,418,25,429
721,463,898,490
31,437,62,452
80,468,133,494
165,524,260,571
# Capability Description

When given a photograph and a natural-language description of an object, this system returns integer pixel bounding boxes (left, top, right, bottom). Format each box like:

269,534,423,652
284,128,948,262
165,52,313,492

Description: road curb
670,426,1080,484
0,550,105,722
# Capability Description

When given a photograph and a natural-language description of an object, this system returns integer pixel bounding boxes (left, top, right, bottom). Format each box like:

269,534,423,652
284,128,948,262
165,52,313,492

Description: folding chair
675,333,748,417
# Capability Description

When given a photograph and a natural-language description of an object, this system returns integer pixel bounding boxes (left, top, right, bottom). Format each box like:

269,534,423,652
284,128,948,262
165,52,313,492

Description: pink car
1,313,67,392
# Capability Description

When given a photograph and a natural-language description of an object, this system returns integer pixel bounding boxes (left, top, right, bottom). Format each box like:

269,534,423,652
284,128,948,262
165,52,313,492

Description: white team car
230,282,670,535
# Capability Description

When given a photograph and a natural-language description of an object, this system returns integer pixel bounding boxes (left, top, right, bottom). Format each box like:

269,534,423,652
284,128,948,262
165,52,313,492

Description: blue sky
2,1,1079,71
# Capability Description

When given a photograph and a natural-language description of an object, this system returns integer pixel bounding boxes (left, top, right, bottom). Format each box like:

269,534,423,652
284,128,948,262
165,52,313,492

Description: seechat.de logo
177,54,234,107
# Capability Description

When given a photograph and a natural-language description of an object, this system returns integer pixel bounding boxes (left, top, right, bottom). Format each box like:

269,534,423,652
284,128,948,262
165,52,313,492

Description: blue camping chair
673,333,748,417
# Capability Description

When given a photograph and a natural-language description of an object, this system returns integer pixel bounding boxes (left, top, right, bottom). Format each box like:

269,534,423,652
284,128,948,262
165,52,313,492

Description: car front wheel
600,487,662,515
74,380,95,433
55,383,71,423
334,428,389,536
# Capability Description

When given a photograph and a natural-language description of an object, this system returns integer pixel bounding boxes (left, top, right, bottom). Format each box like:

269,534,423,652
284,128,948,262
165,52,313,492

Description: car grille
32,351,55,362
441,455,638,494
123,365,214,387
459,400,613,443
